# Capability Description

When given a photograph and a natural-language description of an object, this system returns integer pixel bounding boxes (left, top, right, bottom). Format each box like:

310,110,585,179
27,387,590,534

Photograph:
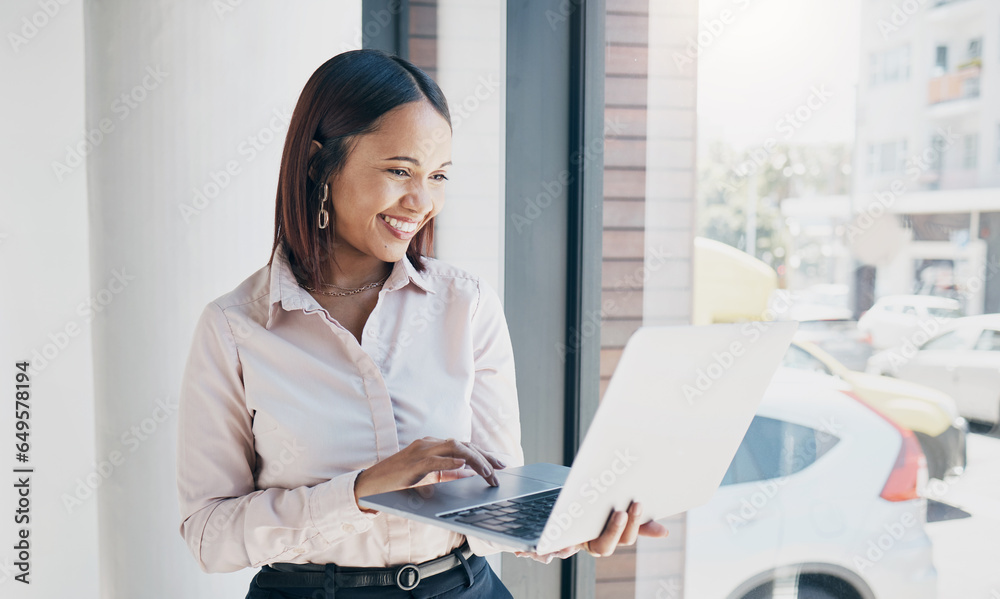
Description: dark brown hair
268,49,452,289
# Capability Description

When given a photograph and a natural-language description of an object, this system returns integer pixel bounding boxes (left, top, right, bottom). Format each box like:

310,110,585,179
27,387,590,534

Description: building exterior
854,0,1000,315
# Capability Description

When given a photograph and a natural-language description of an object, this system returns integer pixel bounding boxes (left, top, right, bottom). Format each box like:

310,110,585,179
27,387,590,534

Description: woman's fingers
480,449,507,471
618,502,643,546
587,510,628,556
638,520,670,538
424,456,466,473
440,439,499,486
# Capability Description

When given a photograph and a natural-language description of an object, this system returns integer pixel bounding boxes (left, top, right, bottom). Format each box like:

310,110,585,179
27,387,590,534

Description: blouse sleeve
463,279,527,556
175,301,377,573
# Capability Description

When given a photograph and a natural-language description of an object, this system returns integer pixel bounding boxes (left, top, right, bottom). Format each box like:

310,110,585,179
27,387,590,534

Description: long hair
268,49,452,289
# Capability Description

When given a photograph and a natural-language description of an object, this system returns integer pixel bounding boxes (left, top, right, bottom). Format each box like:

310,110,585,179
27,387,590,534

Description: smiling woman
175,48,662,599
272,49,453,292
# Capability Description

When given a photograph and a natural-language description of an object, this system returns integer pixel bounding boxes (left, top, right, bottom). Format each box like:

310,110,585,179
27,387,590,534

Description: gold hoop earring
318,183,330,229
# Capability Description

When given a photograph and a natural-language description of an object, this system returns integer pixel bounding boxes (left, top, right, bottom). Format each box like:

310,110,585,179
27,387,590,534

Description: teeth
382,215,417,233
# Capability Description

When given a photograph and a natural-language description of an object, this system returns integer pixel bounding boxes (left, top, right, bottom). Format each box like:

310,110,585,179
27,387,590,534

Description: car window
927,307,960,318
974,329,1000,351
781,345,833,376
902,306,918,316
721,416,840,486
920,327,980,351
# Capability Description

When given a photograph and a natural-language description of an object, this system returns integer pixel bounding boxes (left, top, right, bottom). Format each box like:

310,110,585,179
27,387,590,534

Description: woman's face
326,100,452,265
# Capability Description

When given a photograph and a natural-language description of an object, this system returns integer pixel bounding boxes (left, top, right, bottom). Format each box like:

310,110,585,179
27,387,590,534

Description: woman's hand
514,501,669,563
353,437,506,511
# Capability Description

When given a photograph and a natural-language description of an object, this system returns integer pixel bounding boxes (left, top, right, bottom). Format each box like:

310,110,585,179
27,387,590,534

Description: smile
380,214,419,235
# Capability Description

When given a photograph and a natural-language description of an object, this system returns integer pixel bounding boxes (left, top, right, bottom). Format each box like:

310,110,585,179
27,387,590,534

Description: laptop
359,321,798,554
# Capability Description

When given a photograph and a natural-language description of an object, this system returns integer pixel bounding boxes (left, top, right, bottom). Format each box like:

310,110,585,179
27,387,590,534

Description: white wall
3,1,361,597
432,0,506,294
0,1,98,596
84,3,362,596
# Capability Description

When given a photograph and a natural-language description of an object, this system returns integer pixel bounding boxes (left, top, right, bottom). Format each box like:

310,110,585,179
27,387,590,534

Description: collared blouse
176,243,524,573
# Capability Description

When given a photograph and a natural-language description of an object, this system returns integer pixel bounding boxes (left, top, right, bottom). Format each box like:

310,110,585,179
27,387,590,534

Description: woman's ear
307,140,322,181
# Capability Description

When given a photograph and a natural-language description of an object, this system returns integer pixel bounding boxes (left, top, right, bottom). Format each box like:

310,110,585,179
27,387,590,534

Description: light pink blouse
176,243,524,573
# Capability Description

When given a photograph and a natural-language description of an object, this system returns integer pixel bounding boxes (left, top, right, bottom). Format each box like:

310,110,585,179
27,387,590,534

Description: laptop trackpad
360,464,570,517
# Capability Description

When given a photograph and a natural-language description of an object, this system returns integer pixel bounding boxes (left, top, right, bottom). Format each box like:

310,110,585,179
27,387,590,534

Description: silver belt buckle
395,563,421,590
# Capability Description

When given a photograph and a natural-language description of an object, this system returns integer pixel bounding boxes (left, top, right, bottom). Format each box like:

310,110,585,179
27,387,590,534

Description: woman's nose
401,182,434,214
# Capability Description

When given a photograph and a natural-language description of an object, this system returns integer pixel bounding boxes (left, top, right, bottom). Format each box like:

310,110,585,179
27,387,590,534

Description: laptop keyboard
439,488,561,539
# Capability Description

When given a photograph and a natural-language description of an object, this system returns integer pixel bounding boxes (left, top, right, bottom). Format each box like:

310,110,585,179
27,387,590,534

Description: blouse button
293,547,306,554
342,523,356,533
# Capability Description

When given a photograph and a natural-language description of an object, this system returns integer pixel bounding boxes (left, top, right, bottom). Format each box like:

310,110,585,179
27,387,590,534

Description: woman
176,49,667,599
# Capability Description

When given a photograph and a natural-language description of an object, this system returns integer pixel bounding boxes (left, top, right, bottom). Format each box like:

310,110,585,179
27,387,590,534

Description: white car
867,314,1000,426
858,295,961,350
685,369,936,599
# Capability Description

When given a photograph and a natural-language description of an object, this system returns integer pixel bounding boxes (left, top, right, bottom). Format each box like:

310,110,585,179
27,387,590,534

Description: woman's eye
433,174,449,182
389,168,409,177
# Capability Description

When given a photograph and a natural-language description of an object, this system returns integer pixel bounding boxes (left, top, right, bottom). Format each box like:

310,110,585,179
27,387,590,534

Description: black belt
256,541,476,592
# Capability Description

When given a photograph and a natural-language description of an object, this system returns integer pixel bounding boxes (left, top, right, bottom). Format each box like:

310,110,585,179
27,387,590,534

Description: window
964,133,979,169
782,345,834,376
876,142,889,174
935,44,948,73
869,46,911,86
721,416,840,486
974,329,1000,351
873,140,907,174
927,306,960,318
967,37,982,61
921,327,980,350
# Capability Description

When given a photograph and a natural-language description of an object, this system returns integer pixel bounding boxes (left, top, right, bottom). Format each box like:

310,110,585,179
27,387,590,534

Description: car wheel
796,584,844,599
740,579,858,599
992,396,1000,436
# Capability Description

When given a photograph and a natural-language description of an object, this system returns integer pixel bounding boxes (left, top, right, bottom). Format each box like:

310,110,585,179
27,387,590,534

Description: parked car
787,284,854,322
686,369,936,599
867,314,1000,427
858,295,961,350
784,340,966,480
793,319,874,372
693,236,777,325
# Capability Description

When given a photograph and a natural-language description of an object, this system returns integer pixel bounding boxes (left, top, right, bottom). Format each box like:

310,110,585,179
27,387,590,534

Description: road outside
925,426,1000,599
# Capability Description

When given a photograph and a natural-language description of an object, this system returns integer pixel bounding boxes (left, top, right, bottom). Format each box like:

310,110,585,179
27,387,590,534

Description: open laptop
360,321,798,554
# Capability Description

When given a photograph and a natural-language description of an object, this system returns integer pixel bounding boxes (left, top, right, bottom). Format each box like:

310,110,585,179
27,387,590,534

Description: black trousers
245,553,513,599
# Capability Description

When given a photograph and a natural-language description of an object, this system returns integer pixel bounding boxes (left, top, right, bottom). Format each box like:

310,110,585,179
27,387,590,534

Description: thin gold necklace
304,274,390,296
